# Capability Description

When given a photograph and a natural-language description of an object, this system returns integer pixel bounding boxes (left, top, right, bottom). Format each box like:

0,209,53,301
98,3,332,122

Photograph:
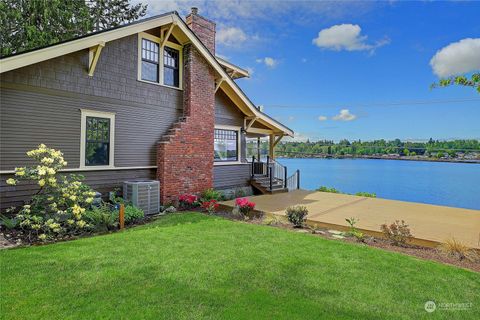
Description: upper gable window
141,39,159,82
138,32,183,89
163,47,179,87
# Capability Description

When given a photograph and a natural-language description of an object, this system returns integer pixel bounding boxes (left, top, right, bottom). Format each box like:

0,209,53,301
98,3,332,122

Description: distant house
0,8,294,209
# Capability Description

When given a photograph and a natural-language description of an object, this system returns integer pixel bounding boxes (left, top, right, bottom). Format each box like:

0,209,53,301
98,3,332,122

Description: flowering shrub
178,194,199,209
234,197,256,219
5,144,95,242
201,199,219,215
286,205,308,227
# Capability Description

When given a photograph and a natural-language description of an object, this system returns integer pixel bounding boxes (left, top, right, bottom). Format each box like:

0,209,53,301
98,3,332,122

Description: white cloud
137,1,377,27
332,109,356,121
430,38,480,78
312,24,389,52
216,27,248,46
256,57,278,68
318,116,327,121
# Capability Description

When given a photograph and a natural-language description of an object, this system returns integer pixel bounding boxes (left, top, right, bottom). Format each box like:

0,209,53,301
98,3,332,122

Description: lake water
278,158,480,210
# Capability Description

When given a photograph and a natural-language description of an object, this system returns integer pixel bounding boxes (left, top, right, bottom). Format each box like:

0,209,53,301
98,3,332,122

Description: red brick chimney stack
157,7,216,203
186,7,216,54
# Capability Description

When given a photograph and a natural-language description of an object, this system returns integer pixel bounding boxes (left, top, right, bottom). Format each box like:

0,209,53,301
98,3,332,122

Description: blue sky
141,0,480,142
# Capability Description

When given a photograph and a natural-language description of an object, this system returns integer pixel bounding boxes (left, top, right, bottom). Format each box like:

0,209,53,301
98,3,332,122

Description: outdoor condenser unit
123,180,160,215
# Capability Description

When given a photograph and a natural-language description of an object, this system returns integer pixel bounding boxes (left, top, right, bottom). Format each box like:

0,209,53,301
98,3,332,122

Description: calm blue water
278,158,480,210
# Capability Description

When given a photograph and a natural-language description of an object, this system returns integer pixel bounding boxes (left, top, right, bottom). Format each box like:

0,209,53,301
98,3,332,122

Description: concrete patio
220,190,480,249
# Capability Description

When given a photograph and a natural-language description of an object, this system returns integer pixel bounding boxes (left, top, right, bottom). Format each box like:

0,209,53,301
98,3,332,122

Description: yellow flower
38,167,46,176
76,220,86,228
72,204,82,215
48,177,57,185
38,234,47,241
38,179,45,187
85,197,93,204
67,219,74,225
6,178,16,185
47,168,55,175
70,195,77,201
62,161,68,166
31,224,41,230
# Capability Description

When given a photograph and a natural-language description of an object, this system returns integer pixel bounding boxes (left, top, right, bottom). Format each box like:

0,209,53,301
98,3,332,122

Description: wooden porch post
257,137,261,160
269,134,275,159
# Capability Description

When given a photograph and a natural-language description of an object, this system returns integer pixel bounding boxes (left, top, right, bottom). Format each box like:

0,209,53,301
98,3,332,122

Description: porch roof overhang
0,11,293,137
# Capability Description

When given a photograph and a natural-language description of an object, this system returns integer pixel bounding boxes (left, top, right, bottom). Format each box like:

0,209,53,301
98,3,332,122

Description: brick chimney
157,7,216,203
186,7,216,54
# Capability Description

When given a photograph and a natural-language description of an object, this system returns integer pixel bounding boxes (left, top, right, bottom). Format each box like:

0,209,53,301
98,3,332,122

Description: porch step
250,175,288,195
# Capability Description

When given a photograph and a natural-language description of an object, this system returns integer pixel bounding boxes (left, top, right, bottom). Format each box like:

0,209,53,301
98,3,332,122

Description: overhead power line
265,98,480,109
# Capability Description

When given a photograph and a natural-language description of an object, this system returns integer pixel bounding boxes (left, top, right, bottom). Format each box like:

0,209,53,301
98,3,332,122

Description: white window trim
214,125,242,166
80,109,115,169
137,32,183,90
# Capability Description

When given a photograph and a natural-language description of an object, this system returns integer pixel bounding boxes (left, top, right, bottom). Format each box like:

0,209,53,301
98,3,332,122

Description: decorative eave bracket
88,41,105,77
161,22,177,47
215,78,225,92
245,116,258,131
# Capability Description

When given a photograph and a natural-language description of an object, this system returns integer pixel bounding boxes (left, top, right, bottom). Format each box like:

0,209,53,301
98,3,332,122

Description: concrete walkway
220,190,480,249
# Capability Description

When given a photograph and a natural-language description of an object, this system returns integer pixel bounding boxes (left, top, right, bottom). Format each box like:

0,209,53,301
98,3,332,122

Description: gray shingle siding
0,32,253,207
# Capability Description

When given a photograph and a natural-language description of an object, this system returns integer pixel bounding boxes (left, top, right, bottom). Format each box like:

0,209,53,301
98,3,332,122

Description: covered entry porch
244,122,300,194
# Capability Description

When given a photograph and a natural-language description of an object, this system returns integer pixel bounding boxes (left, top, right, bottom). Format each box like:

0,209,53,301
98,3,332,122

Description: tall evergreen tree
0,0,147,57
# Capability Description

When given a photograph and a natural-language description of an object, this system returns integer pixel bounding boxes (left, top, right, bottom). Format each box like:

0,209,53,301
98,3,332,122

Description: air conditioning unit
123,180,160,215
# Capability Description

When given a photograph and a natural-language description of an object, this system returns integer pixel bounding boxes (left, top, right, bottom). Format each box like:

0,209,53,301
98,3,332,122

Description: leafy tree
0,0,147,57
431,73,480,94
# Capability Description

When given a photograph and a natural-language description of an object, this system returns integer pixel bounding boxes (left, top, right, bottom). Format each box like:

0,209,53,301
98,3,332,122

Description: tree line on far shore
247,139,480,159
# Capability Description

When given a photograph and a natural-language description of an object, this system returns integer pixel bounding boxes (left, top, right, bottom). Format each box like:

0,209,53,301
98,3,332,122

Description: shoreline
277,155,480,164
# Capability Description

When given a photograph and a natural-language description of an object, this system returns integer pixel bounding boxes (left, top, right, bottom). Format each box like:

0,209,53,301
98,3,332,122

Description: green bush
316,186,341,193
345,217,364,241
124,205,144,224
83,204,118,232
286,205,308,227
380,220,412,247
354,192,376,198
200,188,222,202
0,213,18,230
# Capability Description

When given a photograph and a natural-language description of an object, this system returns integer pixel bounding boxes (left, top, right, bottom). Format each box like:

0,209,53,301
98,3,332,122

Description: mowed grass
1,213,479,320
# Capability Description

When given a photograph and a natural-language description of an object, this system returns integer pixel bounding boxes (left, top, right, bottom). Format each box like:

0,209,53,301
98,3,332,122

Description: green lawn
1,213,478,320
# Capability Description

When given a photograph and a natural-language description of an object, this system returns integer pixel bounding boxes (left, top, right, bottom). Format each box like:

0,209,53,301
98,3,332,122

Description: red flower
179,194,198,205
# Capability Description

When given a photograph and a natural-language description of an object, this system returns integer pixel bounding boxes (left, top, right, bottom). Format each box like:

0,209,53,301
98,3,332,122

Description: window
80,110,115,168
138,32,183,89
85,117,110,166
214,129,238,162
141,38,159,83
163,47,179,87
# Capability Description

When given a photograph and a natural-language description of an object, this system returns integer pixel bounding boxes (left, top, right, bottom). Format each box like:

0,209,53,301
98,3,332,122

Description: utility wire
265,98,480,109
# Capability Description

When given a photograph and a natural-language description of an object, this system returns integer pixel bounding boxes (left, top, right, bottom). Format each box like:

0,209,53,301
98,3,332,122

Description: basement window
214,128,239,162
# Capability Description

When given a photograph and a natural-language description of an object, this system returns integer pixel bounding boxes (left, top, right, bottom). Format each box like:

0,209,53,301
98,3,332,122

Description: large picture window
80,110,115,168
214,129,238,162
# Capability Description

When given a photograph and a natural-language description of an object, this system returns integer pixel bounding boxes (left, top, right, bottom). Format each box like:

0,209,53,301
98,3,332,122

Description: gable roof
0,12,293,136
